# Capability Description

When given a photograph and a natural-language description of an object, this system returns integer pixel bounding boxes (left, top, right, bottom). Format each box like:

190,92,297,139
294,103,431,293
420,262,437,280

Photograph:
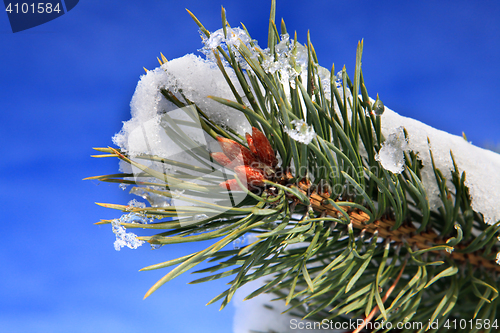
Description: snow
375,126,409,174
112,220,144,251
200,27,253,70
379,105,500,225
111,53,253,224
127,199,146,209
113,54,251,158
111,199,150,251
129,187,171,208
261,33,305,88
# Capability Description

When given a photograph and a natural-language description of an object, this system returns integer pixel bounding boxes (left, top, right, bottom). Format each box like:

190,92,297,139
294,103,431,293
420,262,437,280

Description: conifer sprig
88,1,500,331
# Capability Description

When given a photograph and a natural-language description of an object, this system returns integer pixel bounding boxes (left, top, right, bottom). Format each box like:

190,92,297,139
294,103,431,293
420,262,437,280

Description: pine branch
88,1,500,330
300,181,500,273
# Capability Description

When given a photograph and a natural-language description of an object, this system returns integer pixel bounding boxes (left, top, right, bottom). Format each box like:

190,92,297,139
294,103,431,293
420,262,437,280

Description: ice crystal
194,214,209,221
284,119,316,144
375,126,408,174
110,210,151,250
200,27,254,70
127,199,146,209
317,66,331,96
335,71,343,87
129,187,171,208
260,34,308,88
112,218,144,251
119,183,129,191
233,235,246,250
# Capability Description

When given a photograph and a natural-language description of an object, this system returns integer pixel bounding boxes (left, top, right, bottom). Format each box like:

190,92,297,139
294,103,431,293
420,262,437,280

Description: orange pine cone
210,152,233,167
245,132,258,156
251,127,277,167
234,165,265,187
216,136,257,166
218,179,245,191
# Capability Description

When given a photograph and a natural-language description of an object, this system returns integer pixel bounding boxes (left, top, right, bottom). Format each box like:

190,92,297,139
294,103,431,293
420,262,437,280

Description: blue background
1,1,499,332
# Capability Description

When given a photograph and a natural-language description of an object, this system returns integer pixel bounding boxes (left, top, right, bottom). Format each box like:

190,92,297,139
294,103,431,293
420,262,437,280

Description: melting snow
285,119,317,144
380,104,500,224
375,126,409,174
113,54,251,158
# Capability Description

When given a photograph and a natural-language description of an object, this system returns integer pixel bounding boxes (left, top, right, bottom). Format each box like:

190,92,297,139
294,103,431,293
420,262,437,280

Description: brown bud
216,136,257,166
234,165,265,187
218,179,245,191
245,132,258,156
210,152,232,167
252,127,277,167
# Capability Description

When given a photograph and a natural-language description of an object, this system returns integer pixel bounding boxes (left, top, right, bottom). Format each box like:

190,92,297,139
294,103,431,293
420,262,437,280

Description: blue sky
1,1,499,332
